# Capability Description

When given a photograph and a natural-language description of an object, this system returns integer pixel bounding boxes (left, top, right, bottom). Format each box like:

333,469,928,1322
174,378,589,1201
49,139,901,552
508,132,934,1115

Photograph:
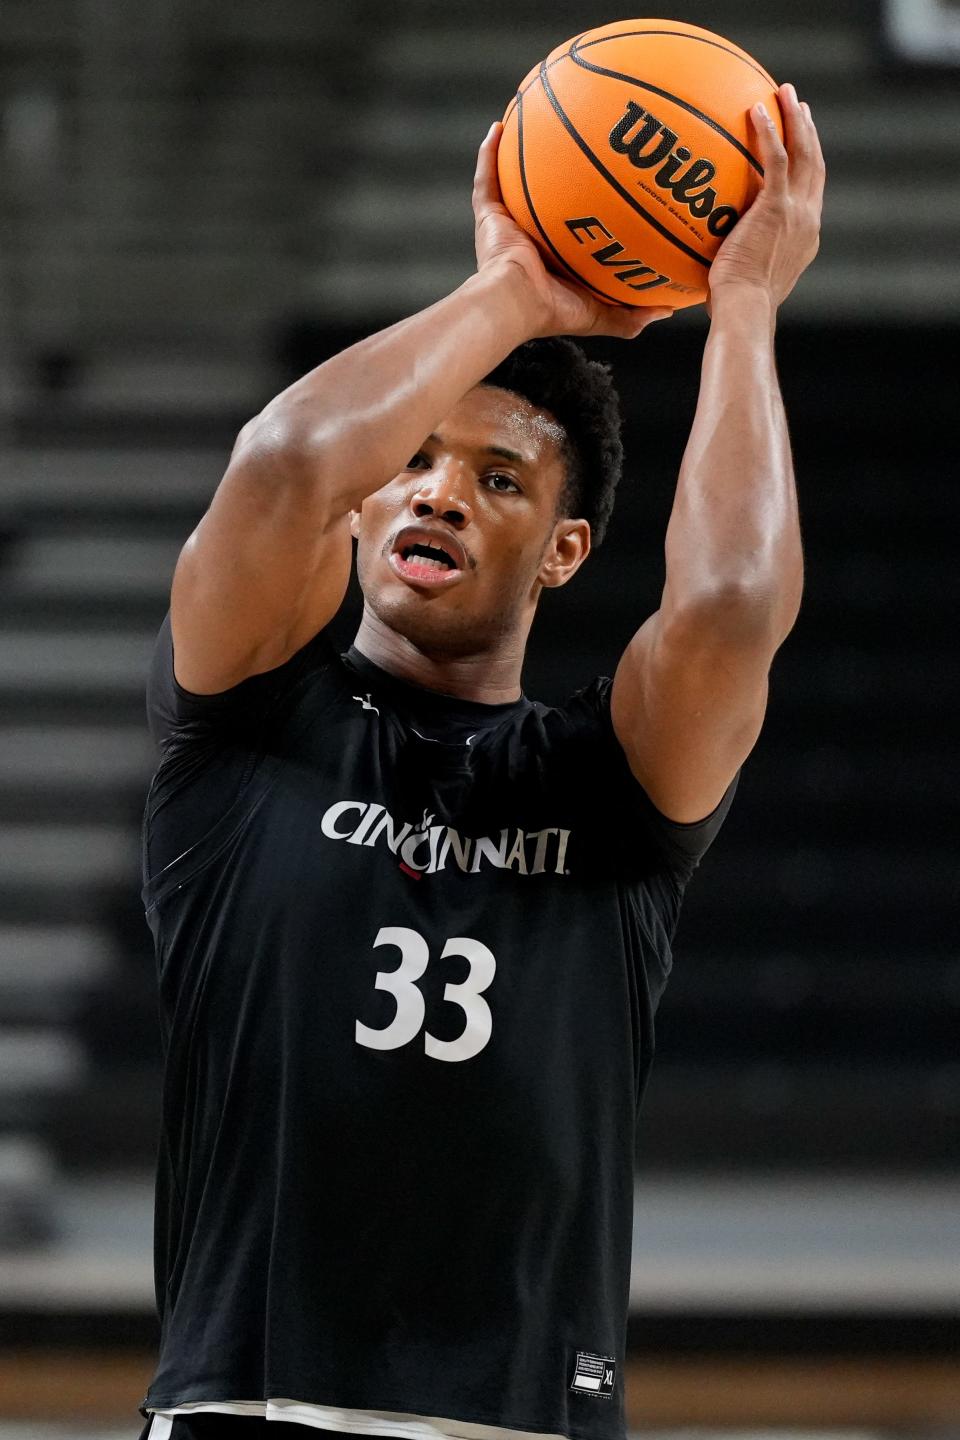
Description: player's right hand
707,83,824,309
473,122,673,341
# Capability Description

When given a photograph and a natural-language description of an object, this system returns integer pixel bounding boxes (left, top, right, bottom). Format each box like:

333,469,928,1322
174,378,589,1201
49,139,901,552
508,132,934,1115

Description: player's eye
406,451,430,470
484,472,521,494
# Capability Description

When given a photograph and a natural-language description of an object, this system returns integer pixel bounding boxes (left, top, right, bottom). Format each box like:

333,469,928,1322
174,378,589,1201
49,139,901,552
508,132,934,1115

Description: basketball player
140,89,822,1440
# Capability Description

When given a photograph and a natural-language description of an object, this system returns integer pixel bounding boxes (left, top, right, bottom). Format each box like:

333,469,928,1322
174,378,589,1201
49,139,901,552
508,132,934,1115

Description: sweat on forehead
473,383,568,453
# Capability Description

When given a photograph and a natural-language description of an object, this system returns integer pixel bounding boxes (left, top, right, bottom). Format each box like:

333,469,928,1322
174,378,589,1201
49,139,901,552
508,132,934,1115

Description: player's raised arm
170,126,670,696
611,83,825,821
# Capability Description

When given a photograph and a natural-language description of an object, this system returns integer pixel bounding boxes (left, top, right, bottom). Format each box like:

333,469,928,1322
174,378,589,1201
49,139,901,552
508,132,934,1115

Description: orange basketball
497,19,782,309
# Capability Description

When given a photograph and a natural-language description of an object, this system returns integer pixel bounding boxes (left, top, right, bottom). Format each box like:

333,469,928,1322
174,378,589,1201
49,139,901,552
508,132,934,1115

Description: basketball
497,19,783,309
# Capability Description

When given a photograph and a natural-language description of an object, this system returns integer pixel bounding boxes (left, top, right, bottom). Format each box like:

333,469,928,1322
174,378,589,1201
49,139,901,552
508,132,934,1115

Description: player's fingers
781,83,824,213
629,306,674,336
801,101,827,210
751,100,788,198
473,122,506,218
596,305,674,340
777,82,812,174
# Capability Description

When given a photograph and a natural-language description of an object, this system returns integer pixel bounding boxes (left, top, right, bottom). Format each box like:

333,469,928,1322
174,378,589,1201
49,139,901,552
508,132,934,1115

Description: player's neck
352,610,525,704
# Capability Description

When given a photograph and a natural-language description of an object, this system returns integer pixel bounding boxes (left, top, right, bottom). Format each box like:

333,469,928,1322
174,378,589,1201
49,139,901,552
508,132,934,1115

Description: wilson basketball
498,19,783,309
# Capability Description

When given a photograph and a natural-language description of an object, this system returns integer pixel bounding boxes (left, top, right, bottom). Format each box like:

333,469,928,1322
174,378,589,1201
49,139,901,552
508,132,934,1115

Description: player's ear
349,509,361,540
538,518,590,589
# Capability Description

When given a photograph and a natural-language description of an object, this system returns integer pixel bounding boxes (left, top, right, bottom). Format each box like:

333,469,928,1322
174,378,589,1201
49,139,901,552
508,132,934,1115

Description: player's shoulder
147,610,347,750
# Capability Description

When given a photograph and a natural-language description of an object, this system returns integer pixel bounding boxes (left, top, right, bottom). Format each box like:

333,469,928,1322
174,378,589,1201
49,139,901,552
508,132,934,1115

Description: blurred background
0,0,957,1436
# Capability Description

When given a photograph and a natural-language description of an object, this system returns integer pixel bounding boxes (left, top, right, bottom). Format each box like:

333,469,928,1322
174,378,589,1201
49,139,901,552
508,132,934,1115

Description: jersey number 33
355,925,496,1064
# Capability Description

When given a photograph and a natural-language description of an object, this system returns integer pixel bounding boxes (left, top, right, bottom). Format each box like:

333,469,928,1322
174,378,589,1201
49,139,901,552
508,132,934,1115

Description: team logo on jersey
352,693,380,716
570,1351,616,1398
320,798,571,878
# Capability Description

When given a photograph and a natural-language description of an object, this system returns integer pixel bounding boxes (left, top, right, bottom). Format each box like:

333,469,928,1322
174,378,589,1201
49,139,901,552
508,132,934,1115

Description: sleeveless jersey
140,613,736,1440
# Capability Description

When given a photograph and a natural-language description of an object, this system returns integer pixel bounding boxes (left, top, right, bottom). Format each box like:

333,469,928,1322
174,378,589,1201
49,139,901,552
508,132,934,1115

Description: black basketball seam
502,33,586,127
570,34,765,175
516,88,624,306
574,27,776,88
538,60,710,269
503,26,776,124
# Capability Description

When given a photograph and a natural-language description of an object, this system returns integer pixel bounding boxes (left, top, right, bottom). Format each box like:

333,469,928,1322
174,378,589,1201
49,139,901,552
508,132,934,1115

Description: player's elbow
227,409,333,504
669,571,802,653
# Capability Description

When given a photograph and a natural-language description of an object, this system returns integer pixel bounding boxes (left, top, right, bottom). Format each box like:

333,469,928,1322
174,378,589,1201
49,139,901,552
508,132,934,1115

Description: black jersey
141,613,735,1440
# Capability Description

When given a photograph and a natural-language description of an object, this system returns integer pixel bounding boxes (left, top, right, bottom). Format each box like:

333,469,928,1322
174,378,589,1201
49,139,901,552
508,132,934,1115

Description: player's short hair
481,337,624,546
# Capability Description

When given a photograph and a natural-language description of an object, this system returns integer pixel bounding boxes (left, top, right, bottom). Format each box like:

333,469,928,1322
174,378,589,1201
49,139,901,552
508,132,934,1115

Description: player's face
350,385,590,657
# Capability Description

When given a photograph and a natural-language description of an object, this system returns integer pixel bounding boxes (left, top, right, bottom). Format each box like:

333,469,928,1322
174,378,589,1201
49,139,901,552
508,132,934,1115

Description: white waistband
147,1398,569,1440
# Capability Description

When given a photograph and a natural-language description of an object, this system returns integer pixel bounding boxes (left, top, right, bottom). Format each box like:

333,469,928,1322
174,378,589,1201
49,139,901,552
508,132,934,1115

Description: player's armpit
170,442,353,696
610,602,775,824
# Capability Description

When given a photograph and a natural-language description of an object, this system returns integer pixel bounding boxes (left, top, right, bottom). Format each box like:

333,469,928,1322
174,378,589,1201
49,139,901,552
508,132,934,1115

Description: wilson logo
609,100,739,239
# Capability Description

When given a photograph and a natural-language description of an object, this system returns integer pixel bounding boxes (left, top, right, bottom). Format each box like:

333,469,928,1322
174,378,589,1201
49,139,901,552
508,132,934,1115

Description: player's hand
707,82,825,310
473,122,673,341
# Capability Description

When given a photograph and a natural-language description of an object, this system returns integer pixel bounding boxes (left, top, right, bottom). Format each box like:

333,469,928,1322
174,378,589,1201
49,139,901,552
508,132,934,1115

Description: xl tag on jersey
570,1351,616,1397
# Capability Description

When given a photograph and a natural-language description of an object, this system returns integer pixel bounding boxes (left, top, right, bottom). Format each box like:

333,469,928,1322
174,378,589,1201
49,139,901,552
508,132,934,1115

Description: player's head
350,338,624,660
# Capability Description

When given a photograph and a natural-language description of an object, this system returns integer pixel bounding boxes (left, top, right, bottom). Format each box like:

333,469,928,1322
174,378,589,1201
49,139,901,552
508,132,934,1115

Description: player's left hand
707,82,825,309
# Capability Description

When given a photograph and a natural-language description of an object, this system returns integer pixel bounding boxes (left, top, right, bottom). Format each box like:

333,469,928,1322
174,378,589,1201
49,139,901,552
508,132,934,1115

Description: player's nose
410,462,474,528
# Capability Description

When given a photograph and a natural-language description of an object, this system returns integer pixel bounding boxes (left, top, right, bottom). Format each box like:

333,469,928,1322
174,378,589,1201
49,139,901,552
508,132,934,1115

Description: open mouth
389,529,466,587
400,542,456,572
